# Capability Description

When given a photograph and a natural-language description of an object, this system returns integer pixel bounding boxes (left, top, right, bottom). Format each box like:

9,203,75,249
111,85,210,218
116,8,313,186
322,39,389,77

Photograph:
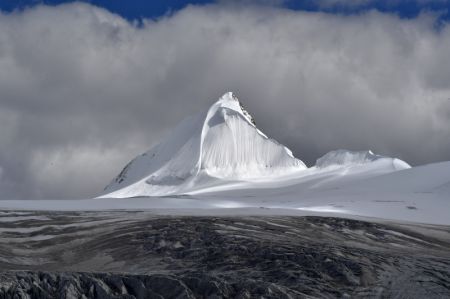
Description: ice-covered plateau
100,92,410,198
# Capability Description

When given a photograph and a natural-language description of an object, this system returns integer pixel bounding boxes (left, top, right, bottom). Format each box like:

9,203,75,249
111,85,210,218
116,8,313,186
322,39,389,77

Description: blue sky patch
1,0,449,22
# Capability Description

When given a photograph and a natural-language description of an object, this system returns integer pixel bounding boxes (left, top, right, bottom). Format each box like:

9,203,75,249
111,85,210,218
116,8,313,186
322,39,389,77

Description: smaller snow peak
315,149,411,170
315,150,382,169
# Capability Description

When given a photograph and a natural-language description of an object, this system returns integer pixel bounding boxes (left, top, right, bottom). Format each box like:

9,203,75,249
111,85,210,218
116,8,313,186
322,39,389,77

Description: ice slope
343,161,450,194
100,92,306,198
188,161,450,225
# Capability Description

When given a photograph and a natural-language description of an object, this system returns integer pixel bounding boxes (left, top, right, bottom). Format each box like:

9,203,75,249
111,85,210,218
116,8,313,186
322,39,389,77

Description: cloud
0,3,449,199
315,0,449,9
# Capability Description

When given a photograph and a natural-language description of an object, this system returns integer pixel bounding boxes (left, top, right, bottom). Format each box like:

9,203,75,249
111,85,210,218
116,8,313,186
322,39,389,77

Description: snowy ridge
100,92,306,197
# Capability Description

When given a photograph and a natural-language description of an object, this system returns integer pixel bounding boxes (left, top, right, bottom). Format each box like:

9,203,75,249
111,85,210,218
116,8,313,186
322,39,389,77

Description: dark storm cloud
0,3,449,199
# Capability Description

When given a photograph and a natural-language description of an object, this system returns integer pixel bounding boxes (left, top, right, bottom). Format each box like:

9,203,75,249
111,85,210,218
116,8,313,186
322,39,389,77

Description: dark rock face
0,212,449,298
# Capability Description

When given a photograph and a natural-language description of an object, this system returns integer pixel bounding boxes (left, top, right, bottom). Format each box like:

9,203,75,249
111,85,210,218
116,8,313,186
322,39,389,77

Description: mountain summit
100,92,307,197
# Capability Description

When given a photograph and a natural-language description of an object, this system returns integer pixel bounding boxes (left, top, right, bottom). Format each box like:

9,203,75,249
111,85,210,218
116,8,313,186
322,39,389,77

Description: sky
0,0,450,199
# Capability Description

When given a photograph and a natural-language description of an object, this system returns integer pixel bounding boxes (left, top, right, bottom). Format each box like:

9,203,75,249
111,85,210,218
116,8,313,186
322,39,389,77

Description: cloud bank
0,3,449,199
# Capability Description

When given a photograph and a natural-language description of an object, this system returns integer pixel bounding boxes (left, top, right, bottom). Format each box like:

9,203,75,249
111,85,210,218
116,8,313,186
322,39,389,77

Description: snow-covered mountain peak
100,93,306,198
99,92,414,199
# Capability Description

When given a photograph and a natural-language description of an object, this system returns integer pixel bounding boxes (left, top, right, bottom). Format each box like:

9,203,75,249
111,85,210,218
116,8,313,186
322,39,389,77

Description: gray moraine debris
0,211,449,298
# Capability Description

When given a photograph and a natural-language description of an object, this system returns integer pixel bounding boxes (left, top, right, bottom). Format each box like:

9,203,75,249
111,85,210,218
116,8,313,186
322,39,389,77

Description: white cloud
0,3,449,199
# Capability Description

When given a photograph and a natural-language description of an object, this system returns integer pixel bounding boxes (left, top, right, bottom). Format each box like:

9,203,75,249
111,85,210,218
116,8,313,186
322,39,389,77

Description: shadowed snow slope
100,92,306,197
